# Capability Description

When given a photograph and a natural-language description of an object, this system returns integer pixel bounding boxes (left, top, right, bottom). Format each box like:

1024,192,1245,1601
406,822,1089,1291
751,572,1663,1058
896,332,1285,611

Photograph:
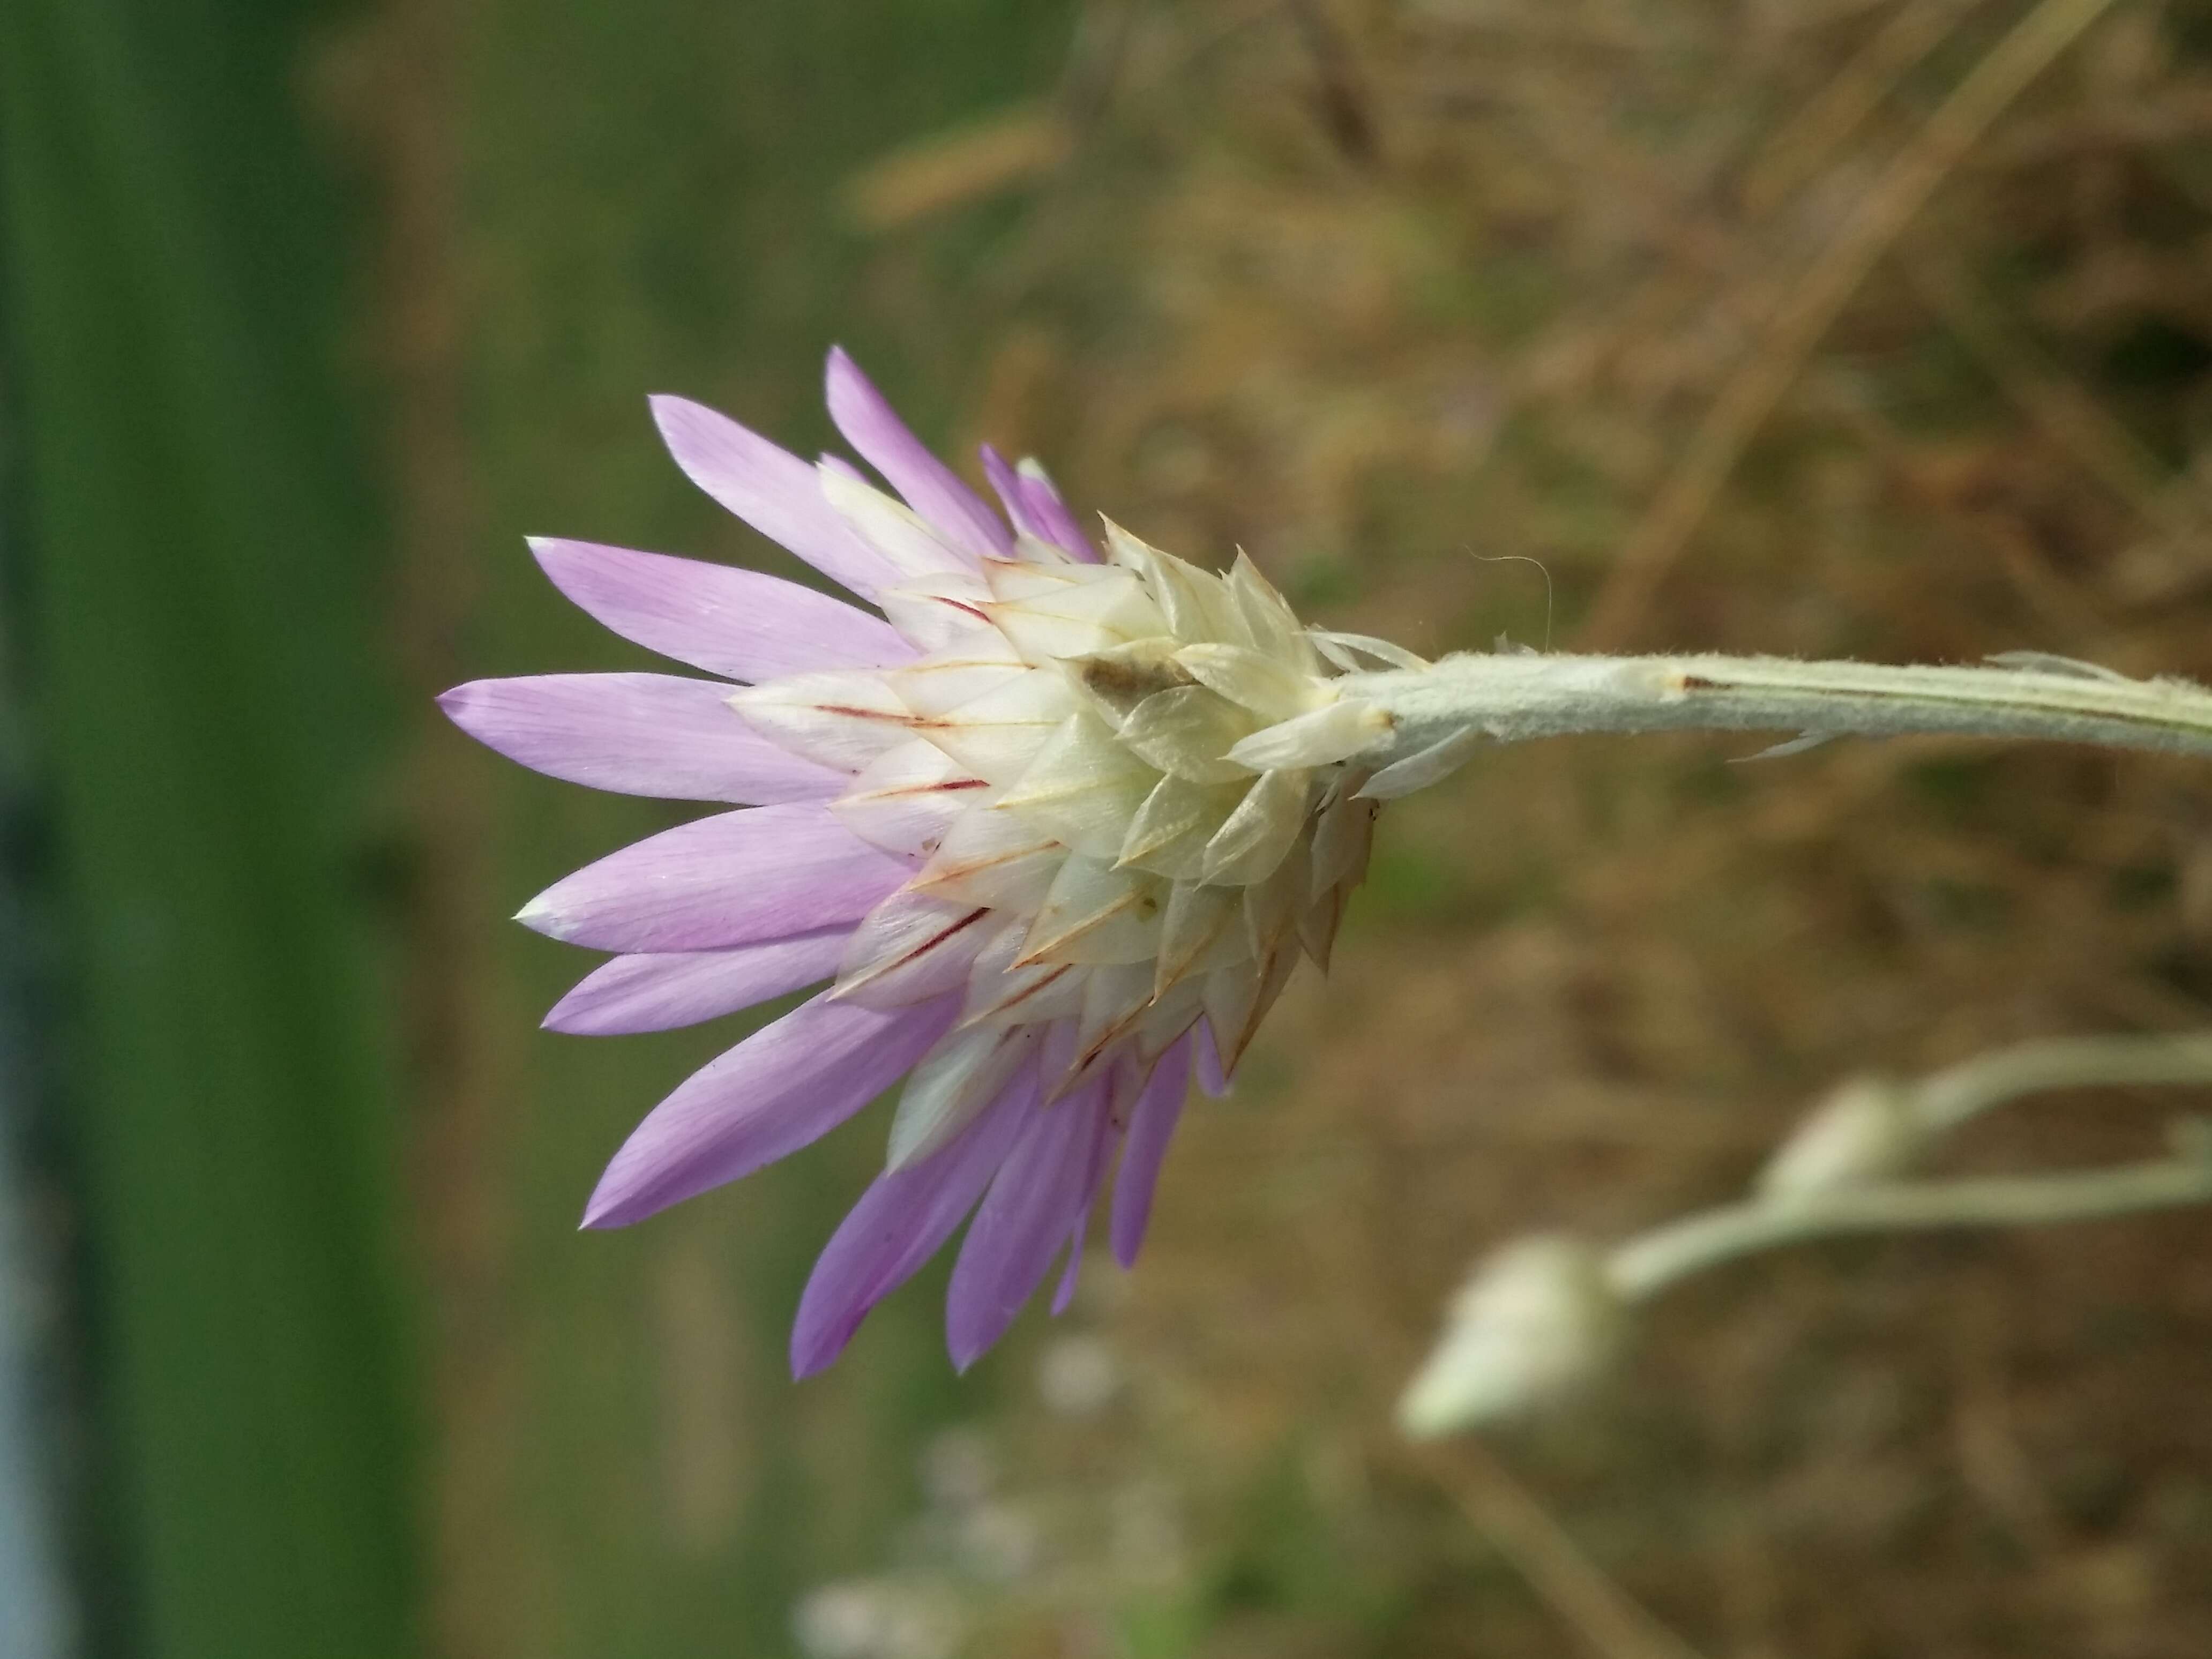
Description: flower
442,348,1403,1374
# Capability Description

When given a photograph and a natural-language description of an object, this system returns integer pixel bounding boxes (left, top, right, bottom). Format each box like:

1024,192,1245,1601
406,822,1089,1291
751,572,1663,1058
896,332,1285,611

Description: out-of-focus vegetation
3,1,414,1654
801,1,2212,1654
8,0,2212,1656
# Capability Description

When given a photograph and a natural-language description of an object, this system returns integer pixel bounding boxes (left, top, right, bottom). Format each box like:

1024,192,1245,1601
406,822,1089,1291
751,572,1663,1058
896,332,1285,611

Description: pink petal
530,537,912,682
1109,1037,1193,1267
583,991,959,1228
516,803,909,954
440,674,846,803
1050,1111,1118,1314
824,348,1011,562
543,929,849,1035
648,394,906,600
945,1072,1112,1369
789,1058,1038,1377
982,446,1097,563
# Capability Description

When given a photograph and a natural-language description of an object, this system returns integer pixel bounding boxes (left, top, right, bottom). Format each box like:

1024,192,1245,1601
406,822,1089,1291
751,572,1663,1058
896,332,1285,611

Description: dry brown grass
839,1,2212,1653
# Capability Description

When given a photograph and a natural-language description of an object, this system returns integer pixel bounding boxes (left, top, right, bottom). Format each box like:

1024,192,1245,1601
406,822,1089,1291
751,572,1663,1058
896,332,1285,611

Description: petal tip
513,893,566,937
581,1159,661,1229
789,1326,850,1381
645,390,703,431
579,1191,626,1229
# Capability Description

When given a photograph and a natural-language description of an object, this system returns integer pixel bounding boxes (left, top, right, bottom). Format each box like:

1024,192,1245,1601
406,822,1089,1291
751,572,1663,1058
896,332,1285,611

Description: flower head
442,348,1394,1373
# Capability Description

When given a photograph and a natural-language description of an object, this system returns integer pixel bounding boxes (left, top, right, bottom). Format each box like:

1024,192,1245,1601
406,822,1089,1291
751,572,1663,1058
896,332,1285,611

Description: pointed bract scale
1200,938,1298,1077
906,672,1075,785
1176,642,1324,724
1310,629,1429,673
956,918,1088,1030
1154,881,1246,997
1228,698,1390,773
995,714,1163,860
1297,884,1346,971
979,555,1085,604
1227,551,1321,675
1062,637,1194,728
1102,519,1242,645
886,634,1027,718
1194,1019,1234,1096
1116,773,1249,880
1309,782,1380,901
831,891,993,1010
730,672,920,773
1116,685,1259,784
1131,980,1208,1065
1202,767,1314,886
876,571,997,653
1242,838,1309,962
912,803,1066,913
1019,856,1168,968
984,566,1168,664
887,1023,1042,1170
1065,962,1158,1093
1361,724,1485,800
1011,529,1080,567
829,740,990,858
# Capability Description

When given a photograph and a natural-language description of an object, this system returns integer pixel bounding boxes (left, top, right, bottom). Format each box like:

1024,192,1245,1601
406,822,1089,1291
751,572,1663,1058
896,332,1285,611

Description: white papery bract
759,515,1388,1166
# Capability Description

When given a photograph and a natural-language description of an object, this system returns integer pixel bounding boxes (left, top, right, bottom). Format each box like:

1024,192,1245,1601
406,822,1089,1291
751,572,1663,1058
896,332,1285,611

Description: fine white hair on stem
1398,1029,2212,1437
1338,652,2212,773
1605,1152,2212,1303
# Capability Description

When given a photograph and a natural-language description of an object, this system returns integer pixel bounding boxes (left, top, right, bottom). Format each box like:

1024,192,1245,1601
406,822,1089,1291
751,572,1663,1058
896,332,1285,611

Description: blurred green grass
4,0,1075,1654
2,1,413,1654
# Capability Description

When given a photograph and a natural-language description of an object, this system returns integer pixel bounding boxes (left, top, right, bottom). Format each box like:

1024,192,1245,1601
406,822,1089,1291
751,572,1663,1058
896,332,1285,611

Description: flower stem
1912,1032,2212,1135
1604,1155,2212,1302
1343,652,2212,768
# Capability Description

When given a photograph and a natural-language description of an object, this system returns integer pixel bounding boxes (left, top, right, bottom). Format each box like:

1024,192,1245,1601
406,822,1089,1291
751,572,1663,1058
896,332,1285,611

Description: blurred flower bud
791,1579,961,1659
1396,1234,1623,1438
1755,1075,1923,1199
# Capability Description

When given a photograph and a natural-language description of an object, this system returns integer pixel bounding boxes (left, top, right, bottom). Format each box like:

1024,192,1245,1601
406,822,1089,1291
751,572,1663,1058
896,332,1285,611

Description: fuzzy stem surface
1343,653,2212,767
1605,1156,2212,1302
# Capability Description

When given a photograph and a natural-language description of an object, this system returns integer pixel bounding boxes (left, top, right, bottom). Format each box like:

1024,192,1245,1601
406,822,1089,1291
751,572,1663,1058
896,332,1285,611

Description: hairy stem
1912,1032,2212,1134
1605,1156,2212,1302
1344,653,2212,773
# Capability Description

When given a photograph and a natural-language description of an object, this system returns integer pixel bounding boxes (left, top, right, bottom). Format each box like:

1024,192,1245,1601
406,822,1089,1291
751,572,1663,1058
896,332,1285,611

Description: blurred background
6,0,2212,1654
